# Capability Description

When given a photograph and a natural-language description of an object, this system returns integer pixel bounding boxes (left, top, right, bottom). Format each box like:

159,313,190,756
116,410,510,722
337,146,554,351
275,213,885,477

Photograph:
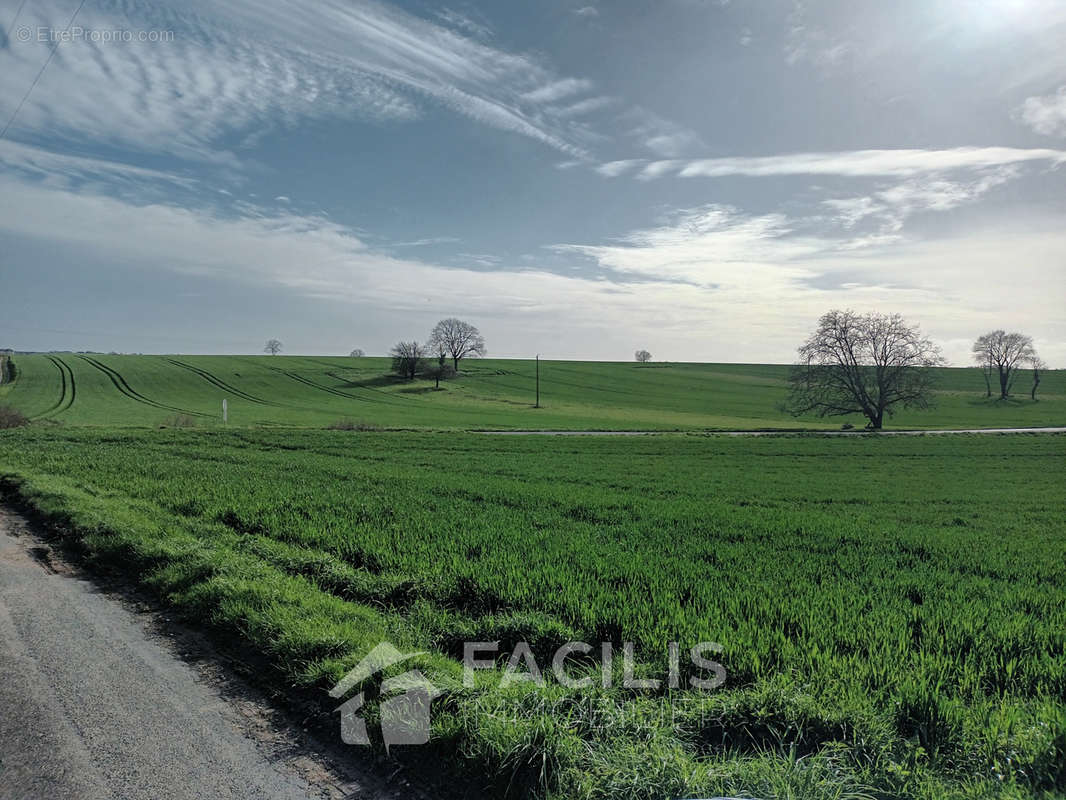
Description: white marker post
222,398,228,424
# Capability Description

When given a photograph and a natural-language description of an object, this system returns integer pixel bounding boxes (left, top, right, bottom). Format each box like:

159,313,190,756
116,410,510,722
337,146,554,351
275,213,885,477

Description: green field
1,353,1063,429
1,427,1064,799
1,355,1064,797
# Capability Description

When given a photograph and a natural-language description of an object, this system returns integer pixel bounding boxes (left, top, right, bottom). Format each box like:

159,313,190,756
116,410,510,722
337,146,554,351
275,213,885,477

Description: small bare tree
428,318,486,372
635,349,652,363
264,339,282,356
784,310,943,430
349,348,366,358
971,331,1036,400
390,341,425,380
426,341,455,389
1030,357,1047,401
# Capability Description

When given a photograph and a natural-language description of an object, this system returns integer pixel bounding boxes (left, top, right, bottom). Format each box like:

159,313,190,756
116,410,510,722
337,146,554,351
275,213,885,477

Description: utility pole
534,354,540,408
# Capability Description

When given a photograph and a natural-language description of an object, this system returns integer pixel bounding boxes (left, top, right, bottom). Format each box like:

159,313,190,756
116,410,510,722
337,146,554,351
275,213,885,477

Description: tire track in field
323,372,416,406
164,359,280,407
300,359,414,405
269,367,380,404
33,356,76,419
76,356,210,418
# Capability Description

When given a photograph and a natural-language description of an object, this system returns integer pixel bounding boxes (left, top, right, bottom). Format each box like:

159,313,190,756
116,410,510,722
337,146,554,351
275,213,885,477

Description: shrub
160,413,198,428
0,405,30,429
326,419,381,431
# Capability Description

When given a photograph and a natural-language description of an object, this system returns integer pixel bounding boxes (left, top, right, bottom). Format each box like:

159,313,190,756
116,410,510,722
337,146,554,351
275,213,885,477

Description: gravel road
0,508,416,800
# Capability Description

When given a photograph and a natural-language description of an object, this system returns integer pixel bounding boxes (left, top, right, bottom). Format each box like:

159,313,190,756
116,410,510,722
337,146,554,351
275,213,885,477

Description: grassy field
1,353,1063,429
1,427,1063,798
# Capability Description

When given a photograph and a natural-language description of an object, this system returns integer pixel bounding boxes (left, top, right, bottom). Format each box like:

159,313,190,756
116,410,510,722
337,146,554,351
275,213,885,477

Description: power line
0,0,88,142
5,0,29,33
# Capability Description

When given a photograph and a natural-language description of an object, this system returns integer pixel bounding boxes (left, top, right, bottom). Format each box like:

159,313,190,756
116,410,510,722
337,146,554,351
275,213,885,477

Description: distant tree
428,318,486,372
425,340,453,389
349,349,366,358
635,349,652,363
783,310,943,430
264,339,283,356
978,350,993,397
1030,357,1047,401
971,331,1036,400
390,341,426,380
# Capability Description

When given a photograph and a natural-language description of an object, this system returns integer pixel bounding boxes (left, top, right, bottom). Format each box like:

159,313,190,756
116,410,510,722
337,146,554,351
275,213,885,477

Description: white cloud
434,8,493,40
553,205,819,287
1017,87,1066,137
614,147,1066,180
0,172,1063,365
596,160,645,177
822,168,1019,233
521,78,595,104
572,6,600,17
623,108,704,157
0,140,197,188
550,96,615,118
784,2,852,69
0,0,599,160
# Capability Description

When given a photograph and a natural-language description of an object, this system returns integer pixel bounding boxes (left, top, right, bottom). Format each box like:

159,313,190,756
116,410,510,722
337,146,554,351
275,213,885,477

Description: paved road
0,508,409,800
479,426,1066,436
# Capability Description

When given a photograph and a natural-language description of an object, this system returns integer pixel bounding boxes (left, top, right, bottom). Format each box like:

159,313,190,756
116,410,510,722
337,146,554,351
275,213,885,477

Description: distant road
479,427,1066,436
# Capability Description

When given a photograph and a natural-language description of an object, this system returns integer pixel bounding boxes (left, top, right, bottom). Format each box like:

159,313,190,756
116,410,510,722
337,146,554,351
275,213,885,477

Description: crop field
1,353,1064,429
1,426,1064,799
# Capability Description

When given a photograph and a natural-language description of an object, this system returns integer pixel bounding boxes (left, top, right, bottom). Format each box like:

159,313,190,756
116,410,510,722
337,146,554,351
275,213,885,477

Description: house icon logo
329,642,441,749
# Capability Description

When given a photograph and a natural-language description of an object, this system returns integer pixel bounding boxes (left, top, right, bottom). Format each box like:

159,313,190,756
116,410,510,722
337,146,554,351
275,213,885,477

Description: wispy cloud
596,159,646,178
572,6,600,18
784,2,852,69
553,205,817,287
622,108,704,158
822,168,1019,236
390,236,462,248
550,96,615,118
1017,87,1066,137
597,147,1066,180
0,140,197,188
521,78,595,104
434,7,493,40
0,0,606,161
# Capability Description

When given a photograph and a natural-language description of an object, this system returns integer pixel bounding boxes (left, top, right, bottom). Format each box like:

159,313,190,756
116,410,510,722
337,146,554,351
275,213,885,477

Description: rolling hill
1,353,1063,430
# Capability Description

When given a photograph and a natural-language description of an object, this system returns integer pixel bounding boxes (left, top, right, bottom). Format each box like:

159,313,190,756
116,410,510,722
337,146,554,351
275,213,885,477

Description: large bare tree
635,349,652,363
390,341,425,380
264,339,282,355
428,318,486,371
784,310,943,430
971,331,1036,400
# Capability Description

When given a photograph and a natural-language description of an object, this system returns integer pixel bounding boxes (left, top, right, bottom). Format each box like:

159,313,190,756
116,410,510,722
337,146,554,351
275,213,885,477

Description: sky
1,0,1064,365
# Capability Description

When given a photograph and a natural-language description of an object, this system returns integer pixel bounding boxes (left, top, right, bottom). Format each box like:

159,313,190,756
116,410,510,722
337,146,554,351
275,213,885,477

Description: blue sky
1,0,1064,364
